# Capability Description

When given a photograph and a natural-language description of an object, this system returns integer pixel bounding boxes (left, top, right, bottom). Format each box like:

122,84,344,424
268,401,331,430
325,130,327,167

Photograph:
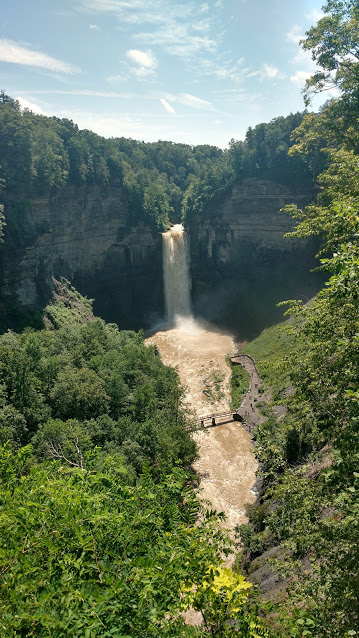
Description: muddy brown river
145,318,258,537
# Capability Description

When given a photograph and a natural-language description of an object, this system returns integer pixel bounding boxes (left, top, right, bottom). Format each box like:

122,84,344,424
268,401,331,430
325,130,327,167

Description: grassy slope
242,318,303,401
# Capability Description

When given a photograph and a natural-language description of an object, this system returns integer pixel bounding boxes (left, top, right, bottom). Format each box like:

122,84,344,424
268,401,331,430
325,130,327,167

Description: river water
145,318,257,537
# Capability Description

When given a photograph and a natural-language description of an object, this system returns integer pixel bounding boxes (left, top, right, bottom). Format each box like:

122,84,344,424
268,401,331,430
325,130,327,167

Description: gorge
0,101,324,338
0,177,322,338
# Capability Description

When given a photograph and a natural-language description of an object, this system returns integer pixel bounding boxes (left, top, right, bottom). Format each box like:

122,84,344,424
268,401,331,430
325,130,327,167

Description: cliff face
188,179,322,338
0,186,163,330
0,179,322,338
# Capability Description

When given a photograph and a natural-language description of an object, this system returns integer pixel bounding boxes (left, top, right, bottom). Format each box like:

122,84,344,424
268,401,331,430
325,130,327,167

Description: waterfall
162,224,191,325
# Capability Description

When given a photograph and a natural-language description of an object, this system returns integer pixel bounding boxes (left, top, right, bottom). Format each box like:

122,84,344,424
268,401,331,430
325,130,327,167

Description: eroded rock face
188,179,322,338
1,178,322,337
0,186,163,330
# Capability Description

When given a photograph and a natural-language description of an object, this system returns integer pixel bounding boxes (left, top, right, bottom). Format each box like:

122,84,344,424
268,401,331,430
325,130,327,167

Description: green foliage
0,447,232,637
0,95,226,231
183,566,270,637
181,112,318,223
229,362,250,410
0,91,320,238
0,300,196,473
236,10,359,632
243,319,303,400
301,0,359,105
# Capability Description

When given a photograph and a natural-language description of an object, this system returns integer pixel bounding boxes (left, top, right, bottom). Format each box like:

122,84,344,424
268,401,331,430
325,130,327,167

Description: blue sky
0,0,332,148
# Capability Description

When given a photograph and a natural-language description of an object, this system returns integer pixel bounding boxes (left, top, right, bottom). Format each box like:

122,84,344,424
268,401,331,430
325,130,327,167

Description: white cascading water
162,224,192,325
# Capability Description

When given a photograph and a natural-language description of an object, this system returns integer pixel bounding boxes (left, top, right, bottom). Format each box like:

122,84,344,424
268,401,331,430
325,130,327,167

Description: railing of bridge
198,354,259,427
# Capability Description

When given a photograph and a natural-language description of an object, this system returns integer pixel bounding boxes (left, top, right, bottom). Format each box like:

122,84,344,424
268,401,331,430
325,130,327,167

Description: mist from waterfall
162,224,192,327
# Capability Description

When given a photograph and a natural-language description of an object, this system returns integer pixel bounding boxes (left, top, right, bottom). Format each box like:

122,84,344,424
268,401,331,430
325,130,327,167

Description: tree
302,0,359,104
50,366,110,420
0,447,235,637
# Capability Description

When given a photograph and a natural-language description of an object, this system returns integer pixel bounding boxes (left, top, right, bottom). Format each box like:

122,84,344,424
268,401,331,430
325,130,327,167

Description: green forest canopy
0,87,320,232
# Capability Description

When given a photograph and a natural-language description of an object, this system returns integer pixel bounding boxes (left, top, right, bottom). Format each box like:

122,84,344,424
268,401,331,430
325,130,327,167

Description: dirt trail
231,355,265,432
145,320,259,536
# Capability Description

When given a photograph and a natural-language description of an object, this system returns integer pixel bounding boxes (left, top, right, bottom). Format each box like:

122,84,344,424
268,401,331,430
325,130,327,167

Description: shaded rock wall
0,179,322,338
0,186,163,330
188,179,322,339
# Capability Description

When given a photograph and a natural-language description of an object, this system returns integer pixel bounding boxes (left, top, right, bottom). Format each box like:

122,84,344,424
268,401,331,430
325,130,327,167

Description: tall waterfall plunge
162,224,192,325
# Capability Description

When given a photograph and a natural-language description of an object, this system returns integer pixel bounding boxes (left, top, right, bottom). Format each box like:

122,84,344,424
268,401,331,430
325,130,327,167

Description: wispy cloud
286,25,303,45
193,56,254,83
167,92,213,110
31,89,134,98
89,24,101,30
286,22,318,84
262,64,285,80
211,87,264,105
78,0,219,59
0,39,80,73
160,98,176,114
134,23,216,58
106,73,128,84
78,0,193,26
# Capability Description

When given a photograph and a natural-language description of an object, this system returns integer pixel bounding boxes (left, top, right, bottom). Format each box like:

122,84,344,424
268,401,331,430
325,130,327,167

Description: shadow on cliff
192,267,325,342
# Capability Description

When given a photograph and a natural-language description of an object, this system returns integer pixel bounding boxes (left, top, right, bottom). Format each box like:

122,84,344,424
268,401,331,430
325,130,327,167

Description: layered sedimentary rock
188,179,322,338
0,186,163,330
0,179,322,337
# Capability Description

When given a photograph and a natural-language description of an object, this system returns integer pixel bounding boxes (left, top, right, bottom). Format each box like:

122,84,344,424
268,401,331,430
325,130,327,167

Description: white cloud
290,70,312,87
126,49,156,69
107,73,128,84
286,25,303,45
89,24,101,30
192,18,211,33
212,87,264,104
262,64,285,80
126,48,157,77
79,0,218,59
262,64,279,78
16,97,49,115
0,39,80,73
292,46,316,67
160,98,176,114
195,56,264,84
79,0,193,26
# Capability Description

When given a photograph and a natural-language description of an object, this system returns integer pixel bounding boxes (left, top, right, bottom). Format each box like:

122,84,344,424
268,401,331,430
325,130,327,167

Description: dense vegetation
0,88,319,236
0,283,272,637
1,1,359,635
236,2,359,636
